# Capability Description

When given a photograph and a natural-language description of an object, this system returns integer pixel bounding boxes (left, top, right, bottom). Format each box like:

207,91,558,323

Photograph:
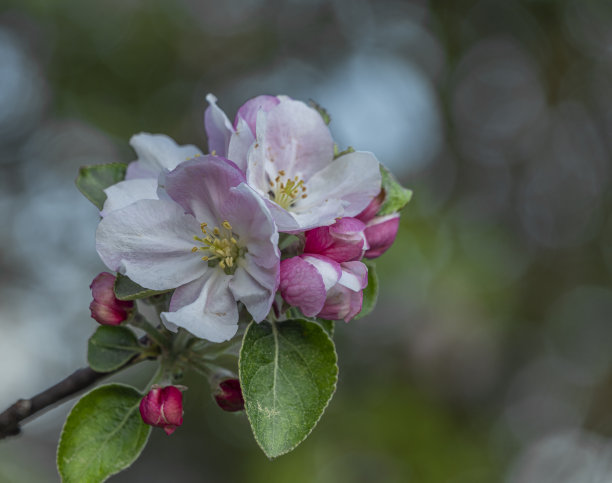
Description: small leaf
356,260,378,320
313,318,334,337
57,384,151,483
114,273,170,301
75,163,127,210
308,99,331,125
88,326,141,373
240,319,338,458
378,165,413,216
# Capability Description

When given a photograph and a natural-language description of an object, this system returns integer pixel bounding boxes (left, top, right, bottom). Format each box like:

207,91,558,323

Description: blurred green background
1,0,612,481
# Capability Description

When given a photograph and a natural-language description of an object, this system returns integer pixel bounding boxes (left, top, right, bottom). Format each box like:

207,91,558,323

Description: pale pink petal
234,95,280,134
163,156,245,223
96,199,206,290
127,133,202,180
255,97,334,179
204,93,234,157
229,264,274,322
304,150,381,219
227,117,254,172
163,270,239,342
101,178,159,217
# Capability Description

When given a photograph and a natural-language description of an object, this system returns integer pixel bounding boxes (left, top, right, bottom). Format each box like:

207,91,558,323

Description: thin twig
0,351,149,440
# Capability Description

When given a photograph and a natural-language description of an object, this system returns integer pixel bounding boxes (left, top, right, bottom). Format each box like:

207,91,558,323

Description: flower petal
101,178,159,217
303,151,382,218
163,156,246,224
250,97,334,180
96,199,206,290
127,133,202,180
338,261,368,291
234,94,280,134
229,263,273,322
204,93,234,157
227,116,254,173
279,257,327,317
318,284,363,322
364,214,400,258
301,255,342,290
163,269,239,342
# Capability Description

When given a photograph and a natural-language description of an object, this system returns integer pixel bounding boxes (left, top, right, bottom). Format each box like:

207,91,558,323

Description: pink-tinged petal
301,255,342,290
140,386,183,435
304,217,366,262
163,270,239,342
279,257,327,317
96,199,206,290
338,261,368,291
89,301,126,326
234,94,280,134
163,156,246,223
101,178,159,217
318,284,363,322
304,150,381,218
226,117,254,173
364,214,400,259
229,264,273,322
204,93,234,157
126,133,202,180
355,190,385,222
256,98,334,179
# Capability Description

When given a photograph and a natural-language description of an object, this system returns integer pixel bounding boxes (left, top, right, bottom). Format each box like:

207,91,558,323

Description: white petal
162,270,239,342
101,178,159,217
128,133,202,178
302,255,341,291
304,151,382,217
227,117,254,172
229,264,273,322
96,199,207,290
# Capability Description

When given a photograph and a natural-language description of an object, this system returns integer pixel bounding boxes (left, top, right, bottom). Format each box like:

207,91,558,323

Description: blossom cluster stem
0,349,149,440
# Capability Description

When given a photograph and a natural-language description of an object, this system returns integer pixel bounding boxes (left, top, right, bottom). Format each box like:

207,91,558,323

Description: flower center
192,220,244,275
267,170,308,209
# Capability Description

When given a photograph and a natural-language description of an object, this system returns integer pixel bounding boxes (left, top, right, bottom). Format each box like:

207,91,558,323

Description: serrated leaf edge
239,319,339,459
57,383,151,483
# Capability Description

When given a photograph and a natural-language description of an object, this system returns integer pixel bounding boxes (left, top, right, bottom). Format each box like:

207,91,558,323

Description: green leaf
313,318,334,337
75,163,127,210
378,165,413,215
239,319,338,458
114,273,170,301
88,326,141,373
57,384,151,483
308,99,331,125
355,260,378,320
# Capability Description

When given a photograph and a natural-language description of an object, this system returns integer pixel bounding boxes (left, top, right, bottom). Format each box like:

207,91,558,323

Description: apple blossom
213,379,245,412
356,190,400,258
96,155,280,342
206,94,382,232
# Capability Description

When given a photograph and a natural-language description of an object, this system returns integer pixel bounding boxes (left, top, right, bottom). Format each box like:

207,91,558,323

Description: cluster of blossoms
90,94,404,433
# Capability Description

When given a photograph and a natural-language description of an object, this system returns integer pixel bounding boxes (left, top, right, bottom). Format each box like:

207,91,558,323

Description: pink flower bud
304,217,368,263
363,214,400,259
139,385,184,435
213,379,245,412
89,272,133,325
355,189,386,223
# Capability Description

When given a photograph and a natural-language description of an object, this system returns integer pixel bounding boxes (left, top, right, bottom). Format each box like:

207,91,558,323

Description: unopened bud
363,214,400,259
214,379,244,412
89,272,133,325
355,189,385,223
139,385,184,435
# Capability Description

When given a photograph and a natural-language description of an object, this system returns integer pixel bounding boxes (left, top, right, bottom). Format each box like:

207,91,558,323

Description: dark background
1,0,612,481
